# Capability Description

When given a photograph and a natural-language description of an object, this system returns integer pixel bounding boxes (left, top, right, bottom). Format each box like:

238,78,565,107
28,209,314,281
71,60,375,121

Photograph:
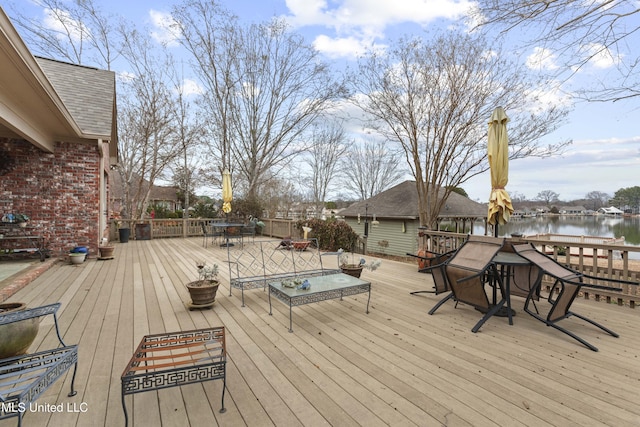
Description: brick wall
0,138,102,255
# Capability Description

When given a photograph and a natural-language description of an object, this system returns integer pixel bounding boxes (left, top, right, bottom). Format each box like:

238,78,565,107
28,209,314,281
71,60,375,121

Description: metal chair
201,222,212,248
409,249,456,313
512,243,634,351
423,235,506,332
240,224,256,244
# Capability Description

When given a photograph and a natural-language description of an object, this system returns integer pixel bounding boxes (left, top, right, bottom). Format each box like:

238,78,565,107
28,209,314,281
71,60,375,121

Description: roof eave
0,9,83,151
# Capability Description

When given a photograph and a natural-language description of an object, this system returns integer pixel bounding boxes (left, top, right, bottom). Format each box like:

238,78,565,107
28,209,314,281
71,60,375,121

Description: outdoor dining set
410,234,637,352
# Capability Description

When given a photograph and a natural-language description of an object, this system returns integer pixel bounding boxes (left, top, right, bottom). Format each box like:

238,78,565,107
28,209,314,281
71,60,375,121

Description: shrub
295,218,359,251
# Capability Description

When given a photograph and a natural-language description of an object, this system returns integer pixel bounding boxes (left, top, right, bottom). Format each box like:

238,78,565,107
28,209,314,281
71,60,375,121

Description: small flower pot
69,252,86,264
98,245,115,259
340,265,363,278
292,241,310,251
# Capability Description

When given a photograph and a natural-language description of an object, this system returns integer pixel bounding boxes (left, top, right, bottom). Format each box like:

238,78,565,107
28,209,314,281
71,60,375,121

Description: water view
471,215,640,258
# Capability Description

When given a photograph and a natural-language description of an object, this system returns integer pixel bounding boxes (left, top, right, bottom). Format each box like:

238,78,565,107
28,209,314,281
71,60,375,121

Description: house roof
598,206,623,214
36,57,116,139
0,8,117,160
339,180,487,220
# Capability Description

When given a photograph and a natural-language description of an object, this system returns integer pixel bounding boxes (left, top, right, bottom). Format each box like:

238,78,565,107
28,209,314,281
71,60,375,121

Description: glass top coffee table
268,273,371,332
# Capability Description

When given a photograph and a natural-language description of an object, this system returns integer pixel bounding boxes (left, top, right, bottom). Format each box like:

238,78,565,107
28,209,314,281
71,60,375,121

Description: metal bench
226,238,339,306
0,303,78,427
121,326,227,426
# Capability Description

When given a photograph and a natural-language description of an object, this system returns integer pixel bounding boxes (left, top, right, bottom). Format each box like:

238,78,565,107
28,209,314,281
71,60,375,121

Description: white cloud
43,8,88,43
284,0,475,57
116,71,136,83
149,10,179,47
584,43,623,69
526,47,559,71
523,81,573,115
179,78,203,96
313,34,385,59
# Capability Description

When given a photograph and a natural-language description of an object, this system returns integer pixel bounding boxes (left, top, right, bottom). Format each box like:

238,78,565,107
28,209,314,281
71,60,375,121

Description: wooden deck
2,237,639,427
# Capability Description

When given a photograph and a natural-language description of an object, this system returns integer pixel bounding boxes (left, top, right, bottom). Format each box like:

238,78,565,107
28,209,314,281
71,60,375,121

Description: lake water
470,215,640,258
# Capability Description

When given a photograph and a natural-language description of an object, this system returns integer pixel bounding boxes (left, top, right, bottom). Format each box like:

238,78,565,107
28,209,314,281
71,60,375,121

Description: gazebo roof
339,180,487,220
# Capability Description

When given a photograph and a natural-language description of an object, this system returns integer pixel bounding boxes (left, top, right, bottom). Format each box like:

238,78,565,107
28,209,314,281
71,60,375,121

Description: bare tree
170,0,238,186
584,191,611,210
302,121,349,218
472,0,640,102
259,177,301,220
351,31,570,228
341,139,406,200
171,0,347,200
8,0,121,69
116,30,184,220
509,191,526,203
169,74,206,219
536,190,560,207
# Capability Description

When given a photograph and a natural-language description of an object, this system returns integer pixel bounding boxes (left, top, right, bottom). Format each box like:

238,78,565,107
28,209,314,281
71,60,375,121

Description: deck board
1,237,639,427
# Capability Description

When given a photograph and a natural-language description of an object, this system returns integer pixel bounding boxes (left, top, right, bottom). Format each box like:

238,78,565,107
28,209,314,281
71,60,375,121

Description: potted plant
68,252,86,264
98,243,115,259
338,249,382,278
186,261,220,308
14,213,29,227
0,302,39,359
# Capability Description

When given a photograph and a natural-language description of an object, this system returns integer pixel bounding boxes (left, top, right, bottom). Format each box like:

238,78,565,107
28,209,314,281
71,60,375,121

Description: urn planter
186,280,220,309
0,302,39,359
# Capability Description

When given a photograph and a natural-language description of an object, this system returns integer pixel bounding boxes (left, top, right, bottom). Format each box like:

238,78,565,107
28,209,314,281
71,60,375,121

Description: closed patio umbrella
487,107,514,236
222,168,232,214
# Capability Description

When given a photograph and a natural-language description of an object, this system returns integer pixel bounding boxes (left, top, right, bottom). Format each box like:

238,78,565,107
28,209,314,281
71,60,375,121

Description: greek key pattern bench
227,238,339,306
0,303,78,427
120,326,227,426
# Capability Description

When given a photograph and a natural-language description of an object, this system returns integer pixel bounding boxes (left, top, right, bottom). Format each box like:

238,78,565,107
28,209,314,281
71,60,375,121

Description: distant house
561,206,587,215
110,173,182,217
0,10,117,255
598,206,624,216
338,181,487,257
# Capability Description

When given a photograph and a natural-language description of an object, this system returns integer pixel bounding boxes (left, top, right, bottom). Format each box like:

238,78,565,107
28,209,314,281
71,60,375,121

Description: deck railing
108,222,639,307
109,218,300,241
419,230,640,308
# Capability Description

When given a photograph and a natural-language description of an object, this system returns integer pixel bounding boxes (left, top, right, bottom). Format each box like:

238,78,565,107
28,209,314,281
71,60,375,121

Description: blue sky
8,0,639,203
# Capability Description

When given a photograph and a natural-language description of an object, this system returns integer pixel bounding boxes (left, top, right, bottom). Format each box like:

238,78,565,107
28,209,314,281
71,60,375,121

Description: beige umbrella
487,107,514,235
222,168,232,214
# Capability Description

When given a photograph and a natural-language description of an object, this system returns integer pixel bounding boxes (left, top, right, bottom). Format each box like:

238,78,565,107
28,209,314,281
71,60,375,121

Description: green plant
295,218,358,251
338,249,381,271
193,261,219,286
14,214,29,222
232,197,264,219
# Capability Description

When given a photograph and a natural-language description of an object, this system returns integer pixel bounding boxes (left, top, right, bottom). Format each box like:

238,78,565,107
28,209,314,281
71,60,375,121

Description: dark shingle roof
36,57,115,137
340,180,486,219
